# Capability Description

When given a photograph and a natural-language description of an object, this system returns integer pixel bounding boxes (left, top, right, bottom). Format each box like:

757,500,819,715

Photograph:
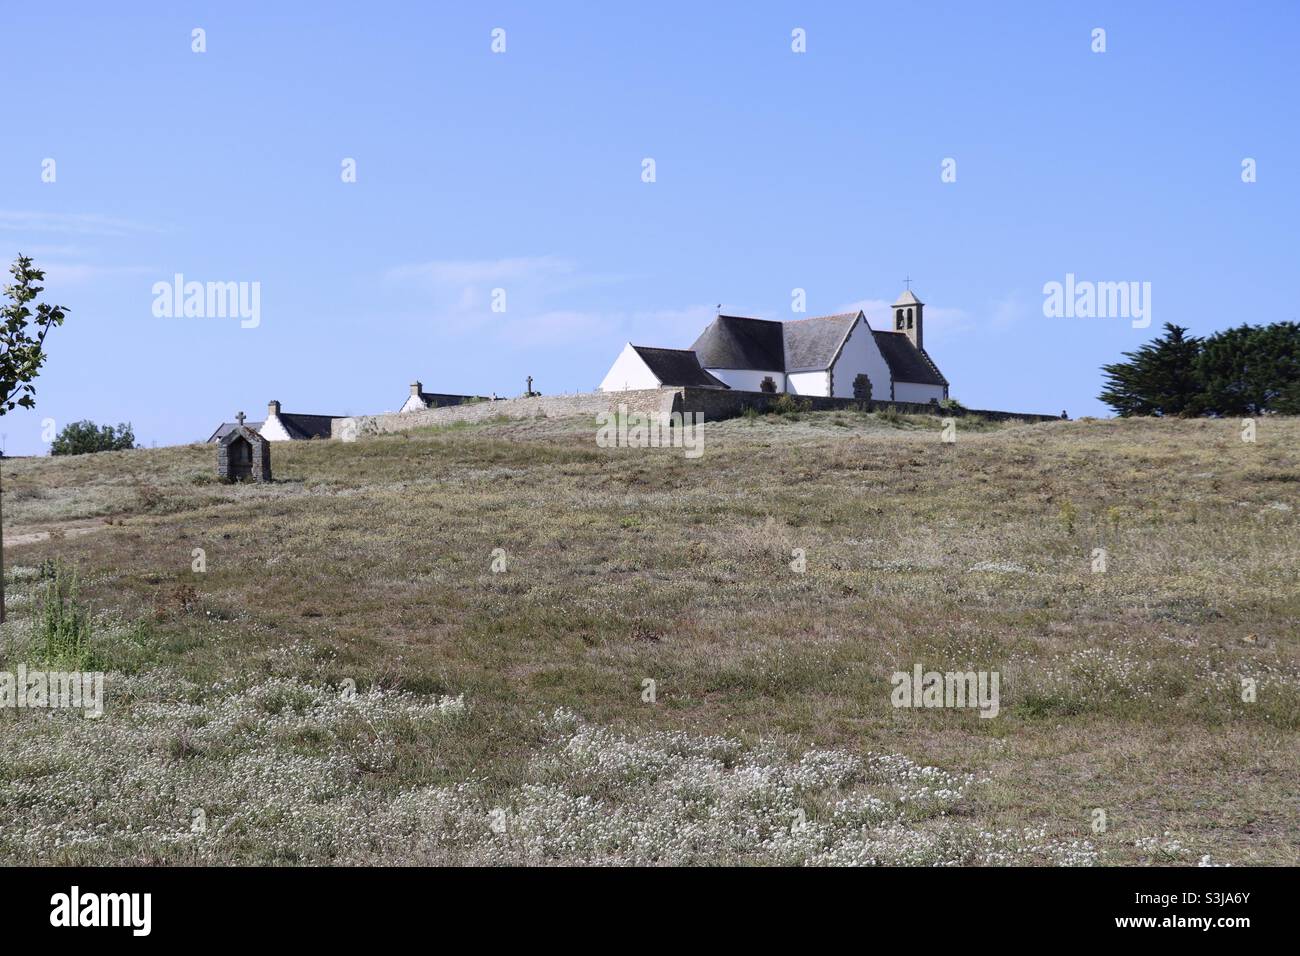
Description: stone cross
526,376,533,395
236,411,246,426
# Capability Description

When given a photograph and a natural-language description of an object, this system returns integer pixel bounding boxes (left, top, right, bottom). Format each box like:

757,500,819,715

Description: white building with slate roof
206,401,342,443
600,289,948,403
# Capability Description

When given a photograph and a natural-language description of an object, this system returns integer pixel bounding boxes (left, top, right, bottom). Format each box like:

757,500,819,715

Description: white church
599,288,948,403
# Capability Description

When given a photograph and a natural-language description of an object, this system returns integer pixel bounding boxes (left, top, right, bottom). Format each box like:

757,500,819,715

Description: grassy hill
2,408,1297,865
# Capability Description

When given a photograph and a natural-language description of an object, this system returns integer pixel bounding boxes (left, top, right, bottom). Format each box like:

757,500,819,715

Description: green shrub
1058,500,1079,536
38,564,99,669
770,394,811,417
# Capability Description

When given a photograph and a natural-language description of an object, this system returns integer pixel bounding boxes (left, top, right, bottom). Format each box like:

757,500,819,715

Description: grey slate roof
416,391,488,408
217,423,268,448
207,421,264,443
208,411,340,442
631,346,728,388
690,315,785,371
871,331,948,386
275,413,339,440
783,313,859,370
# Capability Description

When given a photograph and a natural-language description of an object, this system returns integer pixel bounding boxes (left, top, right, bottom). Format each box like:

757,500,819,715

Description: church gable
824,312,892,399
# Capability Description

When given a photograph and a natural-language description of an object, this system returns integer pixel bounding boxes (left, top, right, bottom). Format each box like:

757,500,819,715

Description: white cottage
600,289,948,403
399,381,492,413
206,401,341,443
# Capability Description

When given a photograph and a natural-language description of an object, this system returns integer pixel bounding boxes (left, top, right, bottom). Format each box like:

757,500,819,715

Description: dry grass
1,410,1296,865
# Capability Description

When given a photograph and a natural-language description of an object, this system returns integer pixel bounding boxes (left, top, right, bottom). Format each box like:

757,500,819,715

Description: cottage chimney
268,400,281,418
410,381,423,397
892,289,924,352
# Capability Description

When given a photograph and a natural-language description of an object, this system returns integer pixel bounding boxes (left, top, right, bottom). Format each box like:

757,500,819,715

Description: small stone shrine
216,412,271,482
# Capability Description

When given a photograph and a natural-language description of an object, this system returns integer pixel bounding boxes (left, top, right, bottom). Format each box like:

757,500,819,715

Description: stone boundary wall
332,389,673,439
333,387,1063,439
675,388,1065,423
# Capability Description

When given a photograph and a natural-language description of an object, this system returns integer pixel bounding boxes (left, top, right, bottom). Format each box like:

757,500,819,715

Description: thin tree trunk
1,453,6,624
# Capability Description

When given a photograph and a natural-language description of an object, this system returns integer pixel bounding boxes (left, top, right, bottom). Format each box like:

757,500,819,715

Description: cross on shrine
236,411,246,426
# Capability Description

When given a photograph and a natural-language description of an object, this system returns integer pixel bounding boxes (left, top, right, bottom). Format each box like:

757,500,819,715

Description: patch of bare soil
3,518,111,548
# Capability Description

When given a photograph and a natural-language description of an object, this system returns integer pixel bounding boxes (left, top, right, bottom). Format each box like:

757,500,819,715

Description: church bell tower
893,288,923,351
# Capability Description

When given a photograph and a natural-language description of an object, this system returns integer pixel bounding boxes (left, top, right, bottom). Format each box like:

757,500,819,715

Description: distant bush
939,397,967,412
50,420,136,456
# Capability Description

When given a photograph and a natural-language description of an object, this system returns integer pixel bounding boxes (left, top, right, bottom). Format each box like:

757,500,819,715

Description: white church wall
704,368,785,392
893,381,946,405
829,314,892,399
399,393,428,413
786,371,828,396
599,344,662,392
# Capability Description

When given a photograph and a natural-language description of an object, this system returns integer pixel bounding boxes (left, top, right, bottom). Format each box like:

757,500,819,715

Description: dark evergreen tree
1198,321,1300,415
1275,377,1300,415
1098,323,1204,416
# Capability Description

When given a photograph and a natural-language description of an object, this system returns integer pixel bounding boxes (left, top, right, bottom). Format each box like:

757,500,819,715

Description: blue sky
2,1,1296,454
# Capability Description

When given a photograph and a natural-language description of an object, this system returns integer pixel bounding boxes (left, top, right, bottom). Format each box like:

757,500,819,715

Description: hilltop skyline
3,1,1297,454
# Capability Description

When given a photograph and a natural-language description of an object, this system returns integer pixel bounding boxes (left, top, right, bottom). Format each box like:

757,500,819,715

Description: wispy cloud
0,210,161,237
386,255,577,286
618,304,719,348
839,291,1034,341
39,262,156,285
987,290,1031,330
385,254,642,345
499,309,609,346
385,255,629,307
498,303,719,348
835,297,975,341
20,243,92,258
